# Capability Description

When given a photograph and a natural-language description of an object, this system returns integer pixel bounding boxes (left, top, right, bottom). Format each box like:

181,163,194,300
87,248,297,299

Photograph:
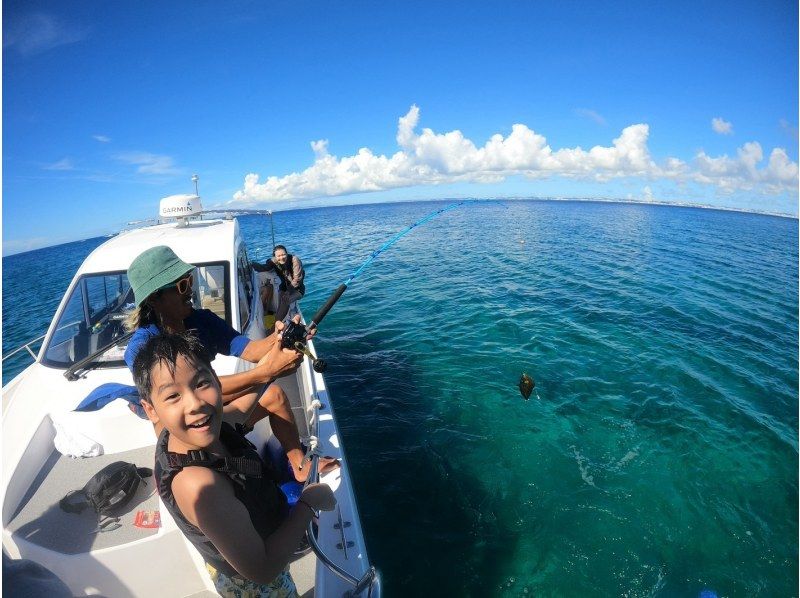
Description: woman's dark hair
272,244,287,255
132,332,213,403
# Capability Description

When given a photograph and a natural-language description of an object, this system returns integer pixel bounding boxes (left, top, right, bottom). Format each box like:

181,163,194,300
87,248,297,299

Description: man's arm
238,316,314,363
218,340,302,396
239,330,278,363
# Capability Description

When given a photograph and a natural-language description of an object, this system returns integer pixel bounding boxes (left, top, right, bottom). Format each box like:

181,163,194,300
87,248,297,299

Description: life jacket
155,423,289,578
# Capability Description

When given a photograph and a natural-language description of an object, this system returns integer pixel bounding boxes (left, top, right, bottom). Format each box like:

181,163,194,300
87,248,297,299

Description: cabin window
43,272,134,367
236,246,253,329
196,264,228,322
42,262,231,370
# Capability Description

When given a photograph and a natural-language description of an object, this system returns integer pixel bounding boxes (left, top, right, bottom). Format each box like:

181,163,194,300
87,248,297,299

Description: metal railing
302,369,381,597
2,319,85,365
1,334,46,363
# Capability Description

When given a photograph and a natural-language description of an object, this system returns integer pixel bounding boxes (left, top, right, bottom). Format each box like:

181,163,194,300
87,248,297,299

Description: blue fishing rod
280,200,467,370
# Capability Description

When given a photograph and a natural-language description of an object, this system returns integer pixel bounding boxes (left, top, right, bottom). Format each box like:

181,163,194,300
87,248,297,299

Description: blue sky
3,0,798,255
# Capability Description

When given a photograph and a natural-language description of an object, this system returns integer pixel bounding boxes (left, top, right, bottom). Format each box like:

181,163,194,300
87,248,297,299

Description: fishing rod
280,200,468,370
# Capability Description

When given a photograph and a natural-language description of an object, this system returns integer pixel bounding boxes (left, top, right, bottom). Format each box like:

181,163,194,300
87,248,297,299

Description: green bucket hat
128,245,194,306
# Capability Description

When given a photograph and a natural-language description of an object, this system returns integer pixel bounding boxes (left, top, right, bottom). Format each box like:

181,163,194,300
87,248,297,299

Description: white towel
52,418,103,458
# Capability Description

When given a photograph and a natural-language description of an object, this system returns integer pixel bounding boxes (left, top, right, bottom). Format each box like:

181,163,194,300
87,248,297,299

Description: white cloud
711,117,733,135
43,158,74,171
233,106,798,204
642,186,654,201
575,108,607,126
114,152,183,176
93,134,111,143
3,12,86,56
690,142,798,193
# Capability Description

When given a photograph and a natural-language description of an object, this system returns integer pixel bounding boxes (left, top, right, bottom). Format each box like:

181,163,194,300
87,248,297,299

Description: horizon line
3,196,797,258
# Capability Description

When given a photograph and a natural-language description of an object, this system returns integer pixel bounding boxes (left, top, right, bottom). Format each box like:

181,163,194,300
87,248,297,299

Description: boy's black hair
272,244,287,255
132,332,213,403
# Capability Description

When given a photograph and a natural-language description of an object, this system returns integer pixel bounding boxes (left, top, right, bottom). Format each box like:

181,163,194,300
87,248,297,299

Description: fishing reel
281,320,327,373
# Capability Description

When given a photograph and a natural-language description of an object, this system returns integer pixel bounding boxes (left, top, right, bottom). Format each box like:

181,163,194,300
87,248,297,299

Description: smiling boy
132,332,335,596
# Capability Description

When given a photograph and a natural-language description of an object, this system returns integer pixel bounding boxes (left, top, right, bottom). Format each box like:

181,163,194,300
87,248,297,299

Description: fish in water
519,373,535,400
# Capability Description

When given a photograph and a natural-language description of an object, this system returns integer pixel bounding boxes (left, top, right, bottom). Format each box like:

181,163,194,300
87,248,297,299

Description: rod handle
309,284,347,329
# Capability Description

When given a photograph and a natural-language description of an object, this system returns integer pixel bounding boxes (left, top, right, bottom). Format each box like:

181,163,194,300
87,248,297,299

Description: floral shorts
205,563,298,598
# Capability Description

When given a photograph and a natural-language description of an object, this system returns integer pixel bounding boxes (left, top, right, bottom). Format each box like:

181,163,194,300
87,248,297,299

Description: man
253,245,305,322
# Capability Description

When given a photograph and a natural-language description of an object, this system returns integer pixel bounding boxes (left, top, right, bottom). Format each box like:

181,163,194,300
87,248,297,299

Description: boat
2,194,380,597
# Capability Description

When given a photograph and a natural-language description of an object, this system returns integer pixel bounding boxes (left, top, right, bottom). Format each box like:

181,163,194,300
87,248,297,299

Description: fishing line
307,200,468,330
279,200,474,369
343,200,466,287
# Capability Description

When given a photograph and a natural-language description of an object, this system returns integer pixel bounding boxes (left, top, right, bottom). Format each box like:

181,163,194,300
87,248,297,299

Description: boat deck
7,445,159,554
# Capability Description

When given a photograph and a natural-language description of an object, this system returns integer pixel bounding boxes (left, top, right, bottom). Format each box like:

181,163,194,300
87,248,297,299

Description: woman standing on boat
123,245,331,483
253,245,305,322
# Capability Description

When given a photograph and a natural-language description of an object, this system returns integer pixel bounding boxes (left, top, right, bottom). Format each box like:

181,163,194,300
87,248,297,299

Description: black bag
60,461,152,516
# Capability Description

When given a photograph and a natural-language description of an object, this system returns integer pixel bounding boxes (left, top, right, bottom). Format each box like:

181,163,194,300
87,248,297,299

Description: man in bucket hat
123,245,337,483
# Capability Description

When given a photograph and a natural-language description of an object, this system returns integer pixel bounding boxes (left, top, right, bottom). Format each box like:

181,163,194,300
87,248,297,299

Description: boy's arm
173,468,319,585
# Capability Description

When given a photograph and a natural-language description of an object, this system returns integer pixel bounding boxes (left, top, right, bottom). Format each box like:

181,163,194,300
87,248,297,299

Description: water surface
3,200,797,596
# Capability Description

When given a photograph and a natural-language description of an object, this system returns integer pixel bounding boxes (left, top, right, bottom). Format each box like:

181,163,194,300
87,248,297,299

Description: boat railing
303,379,381,597
1,334,46,363
2,319,83,366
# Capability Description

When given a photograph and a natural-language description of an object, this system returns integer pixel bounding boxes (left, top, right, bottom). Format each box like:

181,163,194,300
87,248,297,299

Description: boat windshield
42,263,229,369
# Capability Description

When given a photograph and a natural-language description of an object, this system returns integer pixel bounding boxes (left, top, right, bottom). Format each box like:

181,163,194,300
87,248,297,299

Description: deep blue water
3,200,798,596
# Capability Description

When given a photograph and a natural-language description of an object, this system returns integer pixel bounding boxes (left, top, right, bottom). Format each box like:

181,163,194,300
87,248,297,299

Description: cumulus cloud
114,152,183,176
691,143,799,193
575,108,607,126
3,12,86,56
93,134,111,143
233,106,798,204
711,117,733,135
43,158,74,171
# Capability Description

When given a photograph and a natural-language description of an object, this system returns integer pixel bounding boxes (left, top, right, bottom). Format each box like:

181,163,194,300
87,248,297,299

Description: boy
133,332,335,596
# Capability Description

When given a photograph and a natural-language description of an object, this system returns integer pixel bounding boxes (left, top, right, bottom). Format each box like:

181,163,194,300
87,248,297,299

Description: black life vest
155,423,289,578
275,255,305,295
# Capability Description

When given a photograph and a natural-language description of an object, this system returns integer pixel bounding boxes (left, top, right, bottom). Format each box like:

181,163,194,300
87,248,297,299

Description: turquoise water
3,200,798,596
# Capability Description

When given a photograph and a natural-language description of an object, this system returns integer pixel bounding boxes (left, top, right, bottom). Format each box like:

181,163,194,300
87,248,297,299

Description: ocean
3,200,798,596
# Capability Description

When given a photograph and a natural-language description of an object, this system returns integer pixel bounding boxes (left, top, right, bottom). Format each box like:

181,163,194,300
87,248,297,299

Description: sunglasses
155,273,194,296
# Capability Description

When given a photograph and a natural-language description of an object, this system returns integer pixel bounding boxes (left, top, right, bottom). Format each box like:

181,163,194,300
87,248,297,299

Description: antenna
268,210,275,247
191,174,199,196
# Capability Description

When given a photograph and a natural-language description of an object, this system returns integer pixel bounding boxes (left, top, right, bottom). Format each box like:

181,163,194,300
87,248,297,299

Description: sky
3,0,798,255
